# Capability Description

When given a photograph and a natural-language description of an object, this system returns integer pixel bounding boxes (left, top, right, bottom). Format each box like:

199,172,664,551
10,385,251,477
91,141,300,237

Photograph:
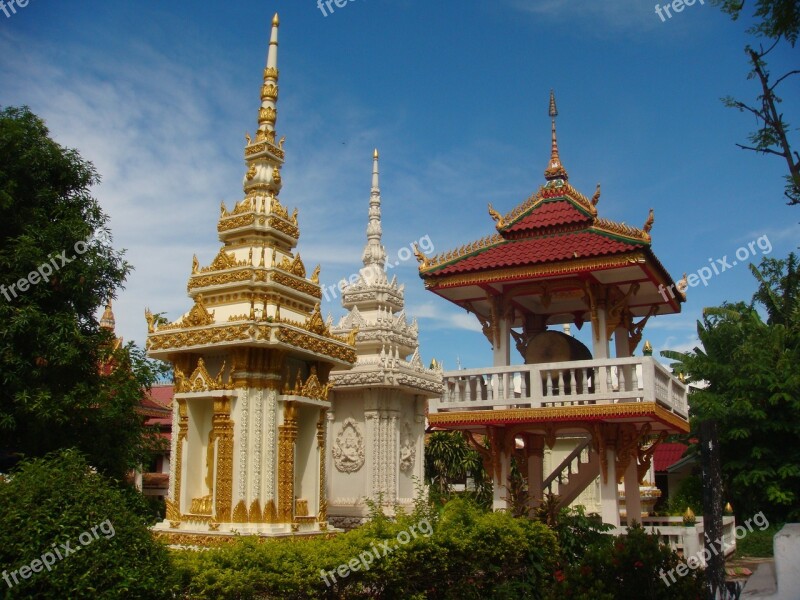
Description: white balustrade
431,357,688,419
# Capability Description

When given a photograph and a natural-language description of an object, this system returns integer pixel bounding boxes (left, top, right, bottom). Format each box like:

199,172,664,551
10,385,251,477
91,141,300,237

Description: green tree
424,430,491,506
0,106,166,479
662,254,800,521
714,0,800,204
0,449,174,599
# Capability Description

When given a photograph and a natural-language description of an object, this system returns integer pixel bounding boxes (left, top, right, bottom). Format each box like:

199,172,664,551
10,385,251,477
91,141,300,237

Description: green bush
0,449,174,599
666,474,703,516
546,522,706,600
172,498,558,599
549,506,613,564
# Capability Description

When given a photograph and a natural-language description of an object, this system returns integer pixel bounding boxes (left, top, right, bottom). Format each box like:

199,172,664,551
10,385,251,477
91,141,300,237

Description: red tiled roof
503,199,592,233
149,384,174,407
654,442,687,472
432,231,640,276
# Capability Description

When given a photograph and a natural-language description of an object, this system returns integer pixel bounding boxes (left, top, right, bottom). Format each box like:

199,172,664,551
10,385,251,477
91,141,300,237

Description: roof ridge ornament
544,89,569,182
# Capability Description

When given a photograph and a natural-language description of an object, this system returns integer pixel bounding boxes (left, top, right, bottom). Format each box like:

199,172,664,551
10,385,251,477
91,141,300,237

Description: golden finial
100,300,115,331
311,264,321,284
245,132,251,145
683,506,696,525
724,502,734,515
677,273,689,295
487,203,504,229
592,184,601,206
544,89,568,181
192,254,200,274
643,208,655,234
643,340,653,356
272,13,279,27
373,148,379,159
412,243,430,269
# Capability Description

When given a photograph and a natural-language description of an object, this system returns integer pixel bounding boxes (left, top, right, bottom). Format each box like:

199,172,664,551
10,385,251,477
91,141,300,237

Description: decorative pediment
181,295,215,328
175,358,232,393
339,305,367,330
277,253,306,278
306,303,329,336
202,248,247,273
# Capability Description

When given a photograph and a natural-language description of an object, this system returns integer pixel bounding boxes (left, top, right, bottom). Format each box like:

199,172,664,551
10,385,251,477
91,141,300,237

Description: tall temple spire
257,13,280,142
544,89,568,182
361,148,387,270
243,13,284,197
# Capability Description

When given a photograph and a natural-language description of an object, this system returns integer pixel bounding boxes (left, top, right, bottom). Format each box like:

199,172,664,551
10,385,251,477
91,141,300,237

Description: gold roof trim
592,218,651,244
428,402,689,433
419,232,503,274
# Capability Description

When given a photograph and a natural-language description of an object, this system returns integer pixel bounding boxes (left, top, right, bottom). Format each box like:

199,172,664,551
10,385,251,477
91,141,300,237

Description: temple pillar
597,426,620,526
615,325,634,394
493,314,511,367
490,427,510,511
525,434,545,507
624,453,642,524
592,306,609,359
277,402,298,523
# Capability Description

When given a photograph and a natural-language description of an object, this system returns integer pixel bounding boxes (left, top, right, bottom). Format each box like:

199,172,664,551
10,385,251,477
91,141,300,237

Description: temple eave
428,402,689,433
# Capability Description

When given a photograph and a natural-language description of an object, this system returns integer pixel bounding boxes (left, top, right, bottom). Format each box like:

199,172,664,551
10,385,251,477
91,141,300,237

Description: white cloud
505,0,662,35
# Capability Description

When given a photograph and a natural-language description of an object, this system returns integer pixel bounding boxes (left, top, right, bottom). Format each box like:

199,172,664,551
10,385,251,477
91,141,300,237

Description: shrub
171,498,559,599
546,523,706,600
0,449,174,599
666,474,703,516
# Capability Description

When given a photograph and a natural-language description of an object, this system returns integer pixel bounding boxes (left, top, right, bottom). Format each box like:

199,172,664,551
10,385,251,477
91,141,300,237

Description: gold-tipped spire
255,15,280,144
100,300,115,330
373,148,379,160
544,89,568,182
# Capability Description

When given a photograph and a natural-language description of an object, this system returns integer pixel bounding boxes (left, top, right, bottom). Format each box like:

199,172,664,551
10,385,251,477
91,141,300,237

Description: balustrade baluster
569,369,577,397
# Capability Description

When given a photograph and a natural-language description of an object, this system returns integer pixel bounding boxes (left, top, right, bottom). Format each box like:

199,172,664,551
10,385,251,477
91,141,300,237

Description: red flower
554,570,565,582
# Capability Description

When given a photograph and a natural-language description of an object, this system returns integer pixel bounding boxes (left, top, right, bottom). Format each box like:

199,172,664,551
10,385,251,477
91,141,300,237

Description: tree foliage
714,0,800,204
0,106,166,478
424,430,492,507
0,449,173,599
662,254,800,521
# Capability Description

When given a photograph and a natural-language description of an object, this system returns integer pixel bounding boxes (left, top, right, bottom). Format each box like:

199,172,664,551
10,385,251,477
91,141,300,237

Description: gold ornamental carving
278,402,298,523
218,213,256,233
276,327,357,364
283,366,332,401
147,324,252,352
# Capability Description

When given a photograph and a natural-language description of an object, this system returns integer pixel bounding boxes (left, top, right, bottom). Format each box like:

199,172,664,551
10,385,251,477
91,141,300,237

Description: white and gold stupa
147,13,357,542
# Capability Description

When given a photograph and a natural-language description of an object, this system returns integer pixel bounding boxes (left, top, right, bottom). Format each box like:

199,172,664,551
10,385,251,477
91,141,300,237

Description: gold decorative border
428,401,689,432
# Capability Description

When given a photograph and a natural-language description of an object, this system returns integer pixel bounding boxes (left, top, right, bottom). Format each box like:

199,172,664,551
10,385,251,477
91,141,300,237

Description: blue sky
1,0,798,369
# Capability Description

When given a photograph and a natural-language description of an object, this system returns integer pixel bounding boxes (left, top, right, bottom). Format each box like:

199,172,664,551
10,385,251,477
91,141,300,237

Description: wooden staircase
542,437,600,509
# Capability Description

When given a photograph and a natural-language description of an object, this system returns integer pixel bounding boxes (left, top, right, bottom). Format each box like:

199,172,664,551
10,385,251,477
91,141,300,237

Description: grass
735,523,782,557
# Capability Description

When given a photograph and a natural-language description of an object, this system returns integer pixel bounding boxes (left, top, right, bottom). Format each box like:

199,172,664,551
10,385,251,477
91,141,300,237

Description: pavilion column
489,427,510,511
525,434,545,507
615,325,634,394
597,426,620,526
624,453,642,525
493,313,511,367
592,305,609,359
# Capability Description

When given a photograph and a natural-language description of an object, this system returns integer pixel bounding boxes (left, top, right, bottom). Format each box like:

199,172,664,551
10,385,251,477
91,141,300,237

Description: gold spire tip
272,13,280,27
373,148,379,159
548,89,558,119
